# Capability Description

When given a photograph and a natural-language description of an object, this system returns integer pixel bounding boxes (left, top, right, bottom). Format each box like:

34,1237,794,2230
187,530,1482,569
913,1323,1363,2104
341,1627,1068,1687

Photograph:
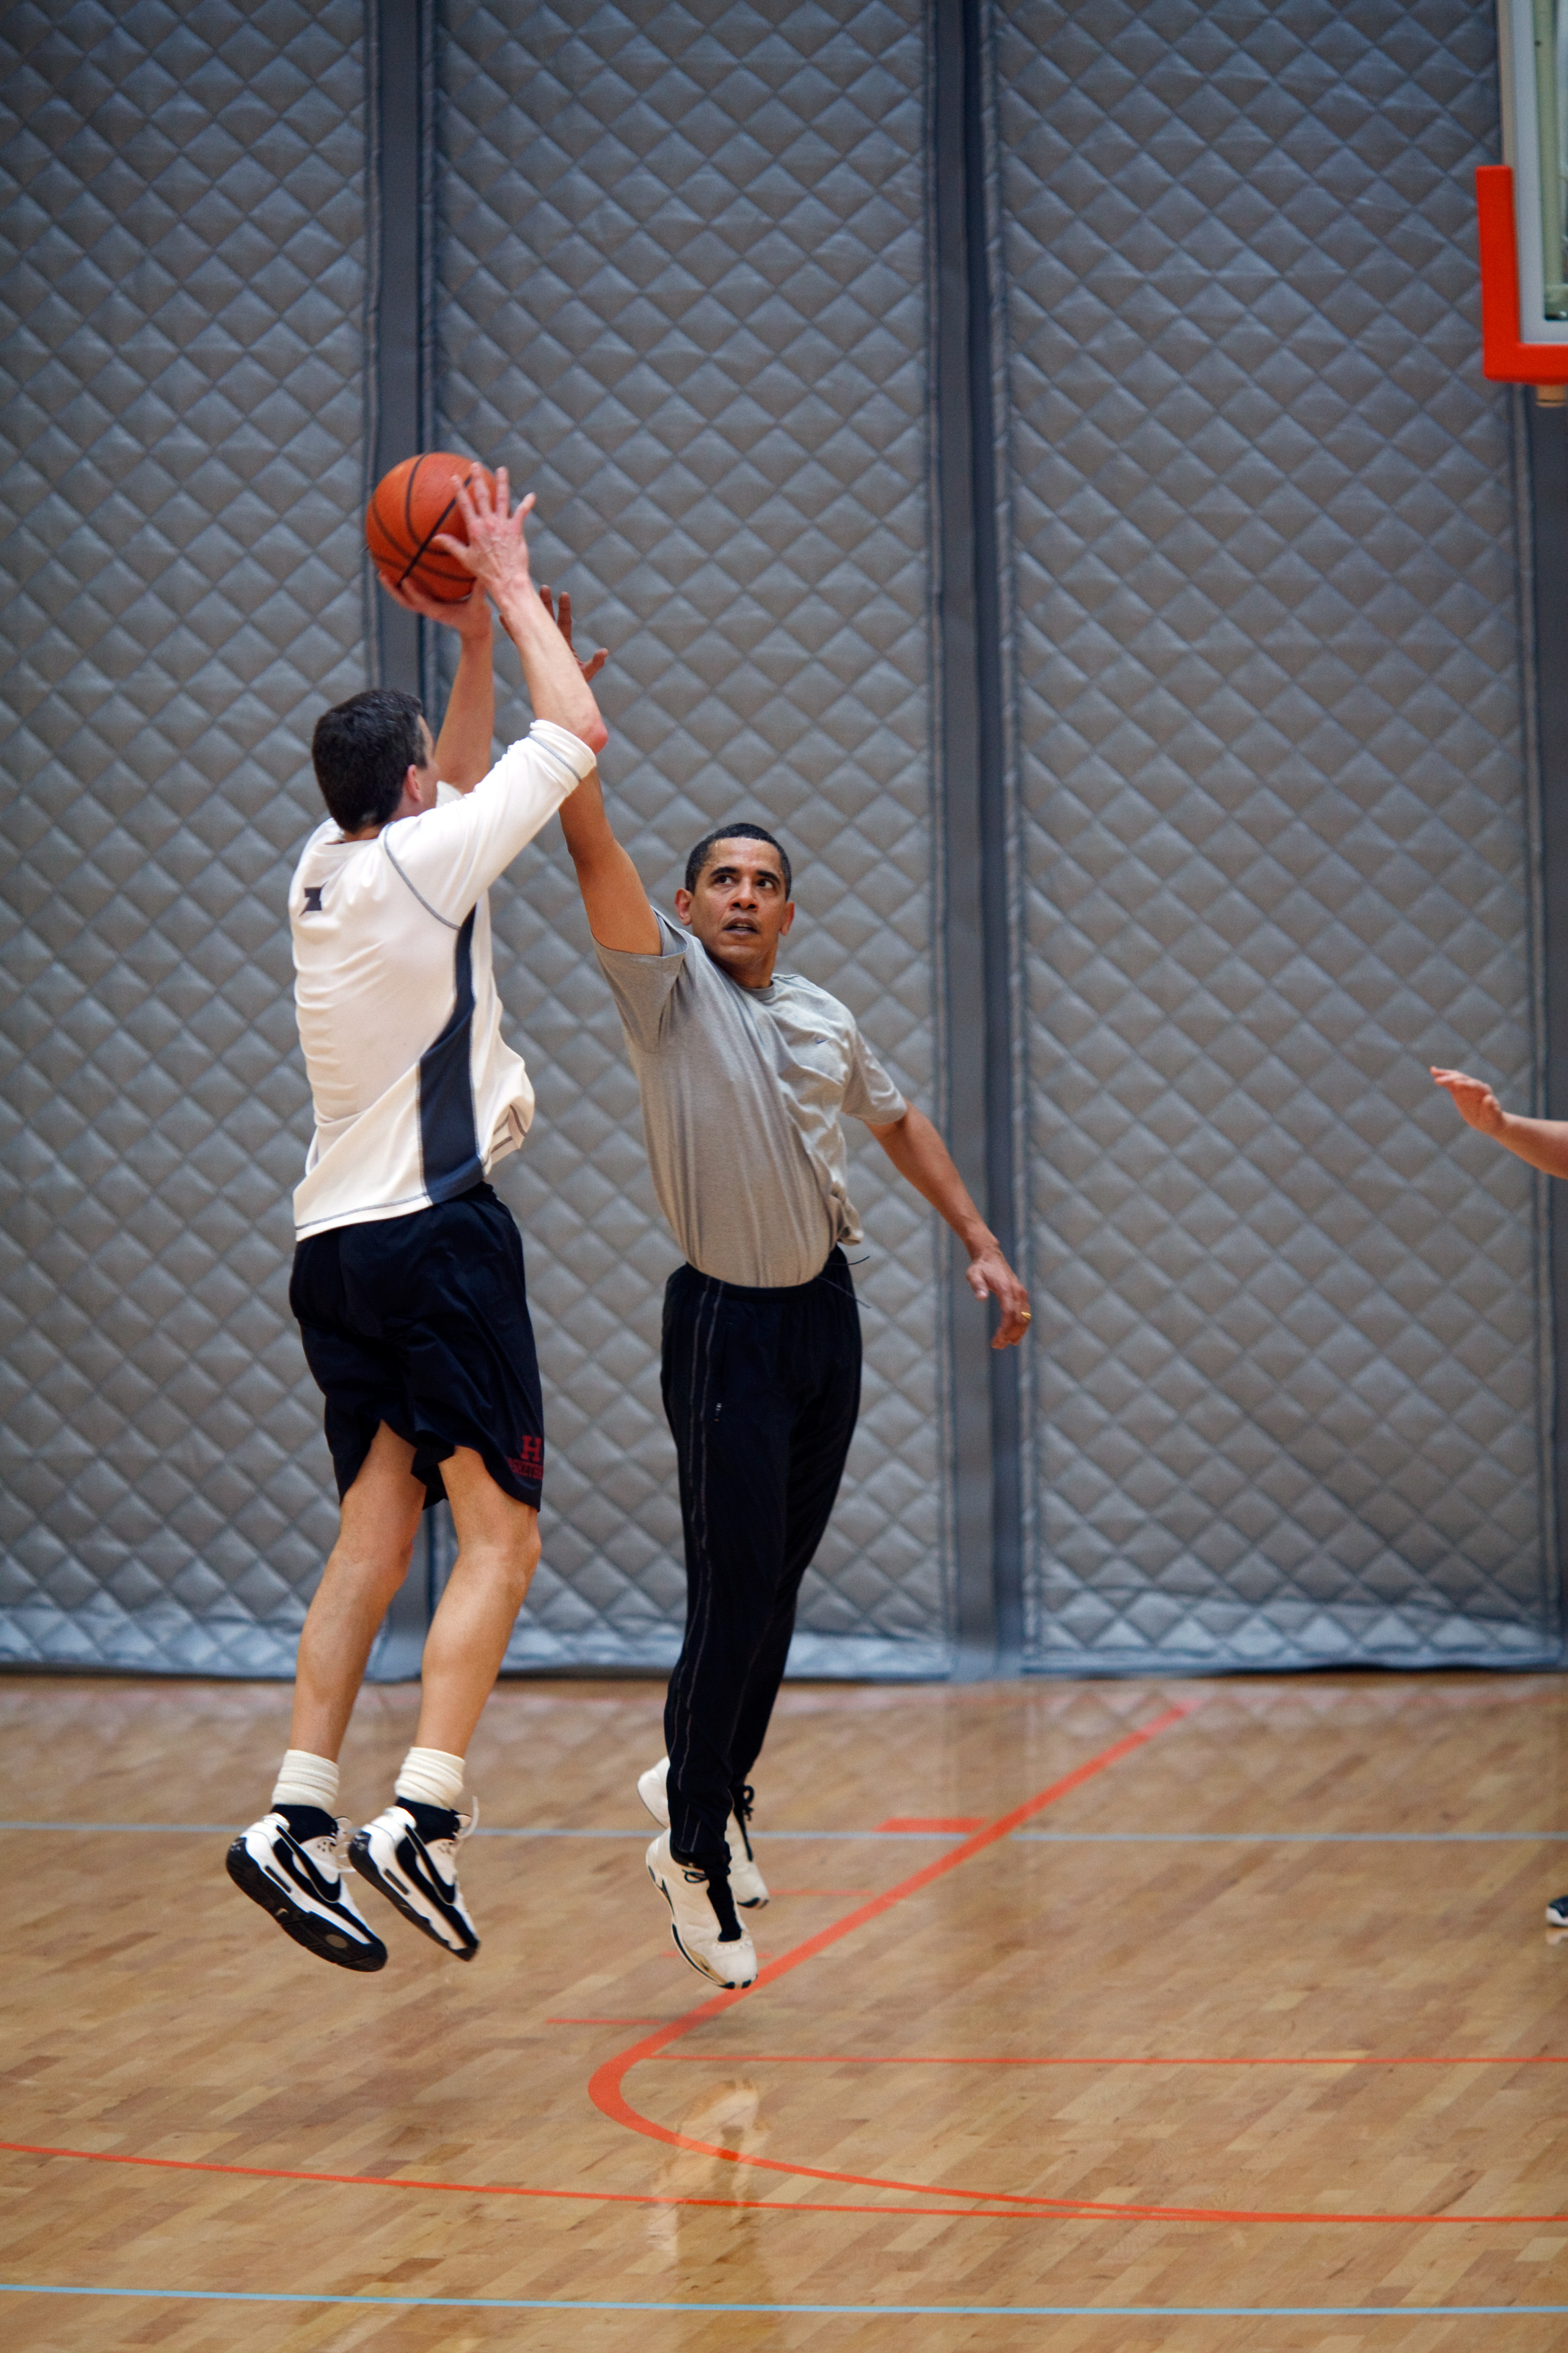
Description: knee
515,1516,542,1588
470,1519,540,1606
321,1530,417,1609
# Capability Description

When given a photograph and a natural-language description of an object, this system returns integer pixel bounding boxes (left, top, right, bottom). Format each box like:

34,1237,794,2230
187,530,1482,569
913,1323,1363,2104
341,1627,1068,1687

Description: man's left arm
866,1107,1032,1349
376,575,496,792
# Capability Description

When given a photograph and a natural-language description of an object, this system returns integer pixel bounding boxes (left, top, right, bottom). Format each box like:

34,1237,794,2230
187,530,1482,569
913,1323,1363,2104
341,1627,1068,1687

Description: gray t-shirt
596,910,907,1288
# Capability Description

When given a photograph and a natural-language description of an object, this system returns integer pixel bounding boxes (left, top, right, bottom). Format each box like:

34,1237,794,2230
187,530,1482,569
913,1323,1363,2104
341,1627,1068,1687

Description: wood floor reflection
2,1669,1567,2348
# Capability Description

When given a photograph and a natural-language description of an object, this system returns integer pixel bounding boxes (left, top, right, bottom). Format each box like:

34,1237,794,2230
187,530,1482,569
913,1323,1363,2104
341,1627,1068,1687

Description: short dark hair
311,688,427,833
684,822,792,898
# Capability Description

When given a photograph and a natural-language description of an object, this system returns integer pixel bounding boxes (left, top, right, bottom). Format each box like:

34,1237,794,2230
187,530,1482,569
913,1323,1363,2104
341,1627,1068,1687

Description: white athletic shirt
288,719,595,1239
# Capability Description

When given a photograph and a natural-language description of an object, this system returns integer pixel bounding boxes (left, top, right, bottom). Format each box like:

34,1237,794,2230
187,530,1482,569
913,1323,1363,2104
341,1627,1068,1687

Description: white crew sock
270,1750,339,1814
395,1746,466,1812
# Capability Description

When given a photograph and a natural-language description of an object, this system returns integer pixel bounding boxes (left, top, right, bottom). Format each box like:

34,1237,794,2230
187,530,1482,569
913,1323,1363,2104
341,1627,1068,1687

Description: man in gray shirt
552,677,1030,1987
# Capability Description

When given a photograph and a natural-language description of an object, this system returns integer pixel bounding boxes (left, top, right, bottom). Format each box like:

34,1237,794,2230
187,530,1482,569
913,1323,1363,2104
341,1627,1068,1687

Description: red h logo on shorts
506,1435,544,1481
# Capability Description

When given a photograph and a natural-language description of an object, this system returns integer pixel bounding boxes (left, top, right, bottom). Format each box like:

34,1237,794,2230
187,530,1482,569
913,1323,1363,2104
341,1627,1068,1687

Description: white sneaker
226,1808,388,1973
349,1798,480,1961
645,1830,757,1987
637,1755,770,1908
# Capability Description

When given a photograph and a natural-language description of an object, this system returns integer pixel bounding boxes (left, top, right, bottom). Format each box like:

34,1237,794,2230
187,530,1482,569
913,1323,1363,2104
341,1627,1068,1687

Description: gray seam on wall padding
931,0,1020,1672
366,0,437,712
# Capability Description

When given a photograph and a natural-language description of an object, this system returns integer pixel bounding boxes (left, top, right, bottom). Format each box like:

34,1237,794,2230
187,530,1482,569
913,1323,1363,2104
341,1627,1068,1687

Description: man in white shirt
227,475,606,1973
554,766,1032,1987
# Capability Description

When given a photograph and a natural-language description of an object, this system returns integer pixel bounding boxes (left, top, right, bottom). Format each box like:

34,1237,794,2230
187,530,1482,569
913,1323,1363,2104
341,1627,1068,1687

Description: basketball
365,451,497,602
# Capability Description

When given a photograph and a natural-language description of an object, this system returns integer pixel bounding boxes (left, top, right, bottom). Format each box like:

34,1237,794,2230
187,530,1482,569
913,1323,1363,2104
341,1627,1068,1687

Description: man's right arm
434,467,659,949
436,469,608,756
557,762,661,954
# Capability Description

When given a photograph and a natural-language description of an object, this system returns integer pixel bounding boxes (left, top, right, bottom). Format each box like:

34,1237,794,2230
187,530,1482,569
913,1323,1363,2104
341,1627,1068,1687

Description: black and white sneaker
226,1806,388,1973
637,1755,770,1907
349,1798,480,1961
646,1830,757,1987
1546,1892,1568,1928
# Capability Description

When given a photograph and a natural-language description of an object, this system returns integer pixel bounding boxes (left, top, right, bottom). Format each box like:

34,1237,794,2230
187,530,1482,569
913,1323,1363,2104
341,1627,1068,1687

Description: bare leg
289,1422,427,1760
412,1445,540,1757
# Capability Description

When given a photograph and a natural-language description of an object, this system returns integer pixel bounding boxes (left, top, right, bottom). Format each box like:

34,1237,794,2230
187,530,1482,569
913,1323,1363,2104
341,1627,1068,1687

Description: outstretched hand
538,586,608,686
966,1245,1032,1349
431,465,536,606
1430,1066,1506,1138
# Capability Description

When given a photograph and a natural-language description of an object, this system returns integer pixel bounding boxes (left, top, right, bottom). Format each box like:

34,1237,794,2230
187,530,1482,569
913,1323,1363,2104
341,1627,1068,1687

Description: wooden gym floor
2,1671,1567,2350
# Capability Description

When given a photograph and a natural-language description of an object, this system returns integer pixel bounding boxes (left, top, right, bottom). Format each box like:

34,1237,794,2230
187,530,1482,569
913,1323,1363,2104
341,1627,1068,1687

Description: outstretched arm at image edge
556,764,661,955
1431,1066,1568,1180
867,1106,1032,1349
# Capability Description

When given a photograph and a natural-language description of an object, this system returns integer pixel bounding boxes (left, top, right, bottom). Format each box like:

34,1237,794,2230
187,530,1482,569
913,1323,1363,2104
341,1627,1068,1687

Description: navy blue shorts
290,1183,544,1512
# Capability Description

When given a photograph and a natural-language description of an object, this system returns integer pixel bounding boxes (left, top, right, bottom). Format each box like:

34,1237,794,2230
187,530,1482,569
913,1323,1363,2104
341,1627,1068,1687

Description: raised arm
866,1105,1032,1349
531,584,659,954
436,469,608,755
1431,1067,1568,1180
375,573,497,792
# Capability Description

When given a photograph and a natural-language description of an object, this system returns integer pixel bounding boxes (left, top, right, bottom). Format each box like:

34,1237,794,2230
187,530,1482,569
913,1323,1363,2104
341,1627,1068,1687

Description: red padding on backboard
1477,163,1568,383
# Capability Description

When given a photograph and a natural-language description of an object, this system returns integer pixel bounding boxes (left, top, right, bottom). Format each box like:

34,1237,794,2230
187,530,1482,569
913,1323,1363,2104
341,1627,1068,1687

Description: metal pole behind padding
365,0,434,703
1525,395,1568,1656
932,0,1020,1675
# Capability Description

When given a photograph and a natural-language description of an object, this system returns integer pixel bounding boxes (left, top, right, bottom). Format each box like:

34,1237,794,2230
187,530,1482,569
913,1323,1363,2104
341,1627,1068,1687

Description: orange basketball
365,452,497,602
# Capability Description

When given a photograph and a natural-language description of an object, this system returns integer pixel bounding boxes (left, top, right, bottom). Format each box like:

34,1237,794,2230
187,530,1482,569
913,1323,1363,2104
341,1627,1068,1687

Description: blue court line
3,2286,1565,2317
2,1823,1566,1843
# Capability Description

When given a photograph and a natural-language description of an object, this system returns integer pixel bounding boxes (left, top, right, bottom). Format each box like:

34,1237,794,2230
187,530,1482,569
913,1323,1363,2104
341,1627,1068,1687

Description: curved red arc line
587,1710,1198,2192
585,1703,1568,2227
16,1704,1556,2232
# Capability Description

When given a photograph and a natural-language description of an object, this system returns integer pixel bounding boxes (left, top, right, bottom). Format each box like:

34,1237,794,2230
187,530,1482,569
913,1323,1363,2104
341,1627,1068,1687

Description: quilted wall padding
997,0,1559,1668
436,0,950,1673
1,1,367,1673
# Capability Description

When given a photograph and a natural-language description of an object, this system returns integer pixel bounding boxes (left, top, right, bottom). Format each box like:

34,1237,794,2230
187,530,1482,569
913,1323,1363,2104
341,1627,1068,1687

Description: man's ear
779,900,795,934
673,885,692,922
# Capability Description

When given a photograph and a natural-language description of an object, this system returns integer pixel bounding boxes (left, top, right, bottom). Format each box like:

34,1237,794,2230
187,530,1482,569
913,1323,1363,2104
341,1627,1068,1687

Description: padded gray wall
436,0,949,1673
3,0,1558,1684
1,0,366,1672
997,0,1558,1667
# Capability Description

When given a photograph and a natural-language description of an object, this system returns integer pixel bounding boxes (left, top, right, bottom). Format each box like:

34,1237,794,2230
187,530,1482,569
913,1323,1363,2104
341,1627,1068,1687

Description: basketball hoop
1479,2,1568,386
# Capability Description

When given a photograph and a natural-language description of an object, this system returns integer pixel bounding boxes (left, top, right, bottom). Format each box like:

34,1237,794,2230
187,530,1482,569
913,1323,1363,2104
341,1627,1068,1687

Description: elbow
579,716,610,758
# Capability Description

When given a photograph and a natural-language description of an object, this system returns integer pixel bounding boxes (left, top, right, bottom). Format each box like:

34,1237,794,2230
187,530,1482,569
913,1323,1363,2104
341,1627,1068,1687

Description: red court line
875,1817,983,1833
0,2141,1044,2221
586,1702,1568,2227
663,2052,1568,2069
9,2134,1567,2232
15,1702,1559,2231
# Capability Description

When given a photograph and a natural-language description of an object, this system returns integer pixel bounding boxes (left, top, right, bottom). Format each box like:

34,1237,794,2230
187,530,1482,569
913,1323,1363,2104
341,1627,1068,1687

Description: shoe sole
349,1833,478,1962
225,1839,387,1974
647,1860,756,1989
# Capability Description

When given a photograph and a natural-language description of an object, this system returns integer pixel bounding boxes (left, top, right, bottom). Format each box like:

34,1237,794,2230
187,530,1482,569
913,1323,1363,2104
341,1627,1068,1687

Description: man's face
674,839,794,987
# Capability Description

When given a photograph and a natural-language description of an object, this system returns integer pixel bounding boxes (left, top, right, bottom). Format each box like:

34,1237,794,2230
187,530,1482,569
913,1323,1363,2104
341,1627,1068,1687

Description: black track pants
661,1250,862,1876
